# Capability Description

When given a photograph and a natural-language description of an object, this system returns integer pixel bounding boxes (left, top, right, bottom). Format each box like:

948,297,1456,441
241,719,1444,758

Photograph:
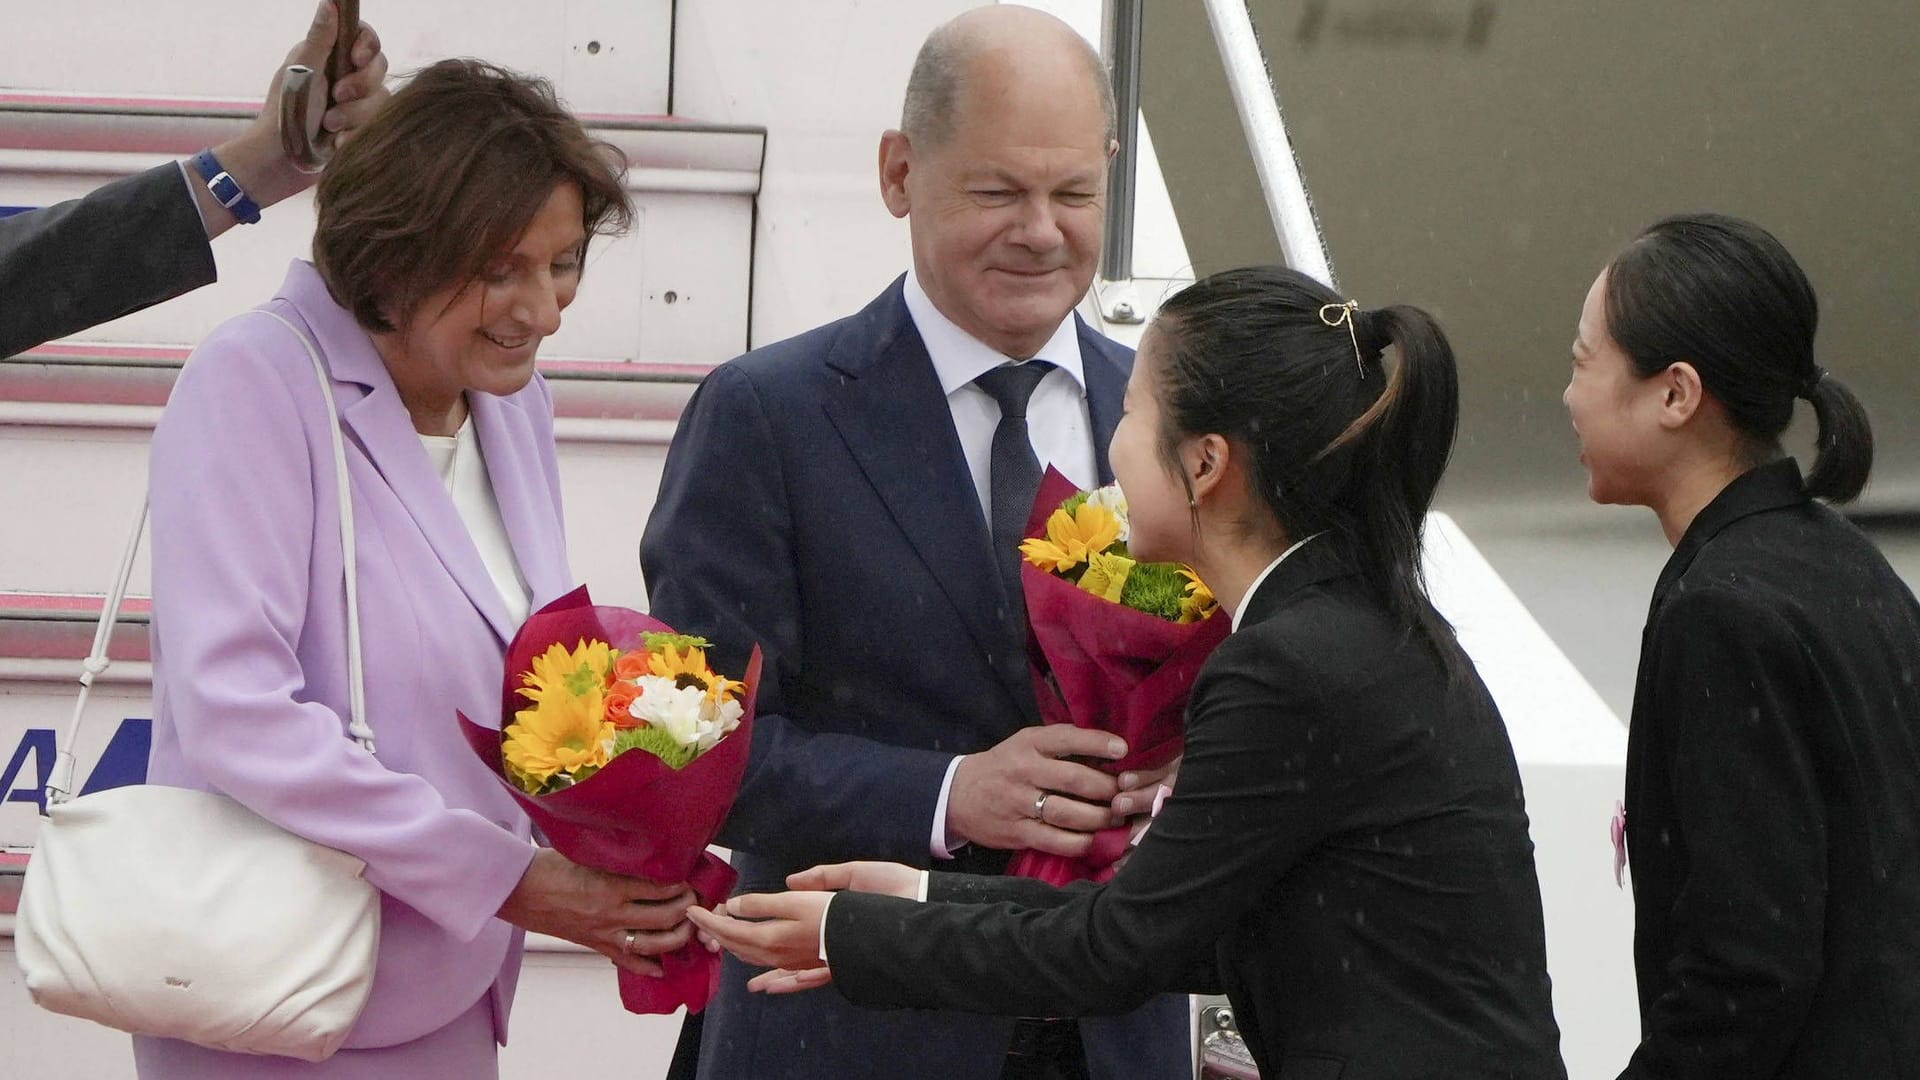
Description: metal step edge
0,95,766,195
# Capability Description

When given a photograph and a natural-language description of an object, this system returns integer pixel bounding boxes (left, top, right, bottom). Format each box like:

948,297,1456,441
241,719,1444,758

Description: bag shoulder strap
49,308,374,805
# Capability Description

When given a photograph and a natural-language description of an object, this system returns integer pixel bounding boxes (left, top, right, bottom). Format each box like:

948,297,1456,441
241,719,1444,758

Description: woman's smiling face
390,182,587,403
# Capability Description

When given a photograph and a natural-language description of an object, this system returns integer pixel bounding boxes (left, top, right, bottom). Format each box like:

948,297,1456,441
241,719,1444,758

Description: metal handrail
1201,0,1339,288
1100,0,1144,284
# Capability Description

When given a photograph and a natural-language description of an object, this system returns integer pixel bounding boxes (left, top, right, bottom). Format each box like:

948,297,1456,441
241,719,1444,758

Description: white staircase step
2,0,675,116
0,347,691,610
1,93,763,368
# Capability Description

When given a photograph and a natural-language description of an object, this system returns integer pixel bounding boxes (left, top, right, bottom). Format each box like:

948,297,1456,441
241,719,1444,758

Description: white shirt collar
1231,532,1326,632
903,269,1086,396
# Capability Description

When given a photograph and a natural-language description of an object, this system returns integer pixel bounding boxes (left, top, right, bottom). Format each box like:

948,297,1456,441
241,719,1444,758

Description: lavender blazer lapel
279,263,520,645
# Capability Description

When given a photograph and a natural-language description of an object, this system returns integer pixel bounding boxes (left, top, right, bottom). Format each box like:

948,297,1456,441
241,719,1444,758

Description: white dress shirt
902,270,1100,860
1232,533,1325,632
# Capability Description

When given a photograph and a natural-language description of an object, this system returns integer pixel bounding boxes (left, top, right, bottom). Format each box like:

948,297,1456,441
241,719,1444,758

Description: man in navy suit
642,6,1191,1078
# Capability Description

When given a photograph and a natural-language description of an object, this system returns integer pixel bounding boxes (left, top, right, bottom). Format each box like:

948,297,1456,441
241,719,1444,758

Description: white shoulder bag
16,311,382,1062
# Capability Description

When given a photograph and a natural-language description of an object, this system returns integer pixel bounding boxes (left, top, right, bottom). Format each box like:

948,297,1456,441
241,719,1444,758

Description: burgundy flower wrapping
1008,469,1230,885
457,585,761,1015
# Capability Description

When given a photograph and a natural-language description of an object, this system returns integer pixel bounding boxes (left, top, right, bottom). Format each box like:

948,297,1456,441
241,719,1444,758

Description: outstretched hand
746,966,837,995
686,891,834,987
786,860,922,898
688,862,922,995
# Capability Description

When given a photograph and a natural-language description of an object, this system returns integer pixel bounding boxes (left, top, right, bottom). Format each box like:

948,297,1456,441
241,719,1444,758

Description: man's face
885,56,1113,359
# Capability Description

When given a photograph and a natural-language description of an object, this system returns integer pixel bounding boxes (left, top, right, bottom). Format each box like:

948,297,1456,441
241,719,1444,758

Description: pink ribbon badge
1610,799,1628,889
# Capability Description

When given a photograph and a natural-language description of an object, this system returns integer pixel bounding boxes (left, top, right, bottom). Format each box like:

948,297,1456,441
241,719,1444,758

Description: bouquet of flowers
457,586,760,1015
1011,467,1228,885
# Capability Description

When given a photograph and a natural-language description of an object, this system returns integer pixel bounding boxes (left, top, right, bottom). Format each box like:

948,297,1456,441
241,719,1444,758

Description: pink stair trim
2,93,687,128
15,345,714,379
20,342,185,362
0,592,153,617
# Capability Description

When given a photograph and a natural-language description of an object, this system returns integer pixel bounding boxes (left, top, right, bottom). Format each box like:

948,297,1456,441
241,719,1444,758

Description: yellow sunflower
1020,503,1124,575
517,638,619,707
649,643,713,689
503,689,613,790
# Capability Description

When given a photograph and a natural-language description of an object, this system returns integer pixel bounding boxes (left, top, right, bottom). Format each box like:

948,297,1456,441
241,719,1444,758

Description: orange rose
613,651,649,683
604,681,642,728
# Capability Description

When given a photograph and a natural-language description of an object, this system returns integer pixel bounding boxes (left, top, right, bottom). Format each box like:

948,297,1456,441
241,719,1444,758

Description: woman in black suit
689,266,1567,1079
1566,213,1920,1078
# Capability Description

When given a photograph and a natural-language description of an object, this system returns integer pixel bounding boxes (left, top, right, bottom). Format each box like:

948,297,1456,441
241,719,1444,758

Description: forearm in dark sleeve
829,662,1330,1015
0,163,215,357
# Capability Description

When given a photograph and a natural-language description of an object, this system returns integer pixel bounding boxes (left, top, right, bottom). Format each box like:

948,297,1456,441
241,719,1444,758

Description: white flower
625,674,745,752
1085,484,1130,543
706,697,745,750
627,676,701,746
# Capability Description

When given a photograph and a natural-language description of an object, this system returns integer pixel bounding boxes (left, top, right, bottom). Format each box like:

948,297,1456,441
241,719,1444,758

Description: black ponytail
1151,266,1465,678
1606,212,1874,503
1349,304,1462,672
1803,373,1873,502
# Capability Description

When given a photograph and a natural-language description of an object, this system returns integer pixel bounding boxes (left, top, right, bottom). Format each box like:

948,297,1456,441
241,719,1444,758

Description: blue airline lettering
0,719,153,814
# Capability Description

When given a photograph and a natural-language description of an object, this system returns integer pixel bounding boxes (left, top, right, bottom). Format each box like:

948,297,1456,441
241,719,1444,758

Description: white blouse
418,415,531,627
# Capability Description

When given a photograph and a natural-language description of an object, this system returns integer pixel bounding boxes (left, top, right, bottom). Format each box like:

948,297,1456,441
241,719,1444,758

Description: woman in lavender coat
137,60,692,1077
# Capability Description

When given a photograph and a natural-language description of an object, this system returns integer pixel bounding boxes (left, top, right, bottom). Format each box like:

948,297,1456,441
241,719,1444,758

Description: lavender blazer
144,260,573,1050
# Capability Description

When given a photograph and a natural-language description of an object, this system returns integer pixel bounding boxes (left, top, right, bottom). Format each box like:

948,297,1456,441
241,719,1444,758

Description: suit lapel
339,384,520,644
278,263,520,645
1078,318,1129,486
1238,538,1354,629
821,283,1030,708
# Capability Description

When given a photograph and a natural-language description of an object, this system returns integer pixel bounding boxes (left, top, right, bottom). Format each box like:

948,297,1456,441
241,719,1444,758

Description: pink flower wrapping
1008,468,1230,886
457,585,761,1015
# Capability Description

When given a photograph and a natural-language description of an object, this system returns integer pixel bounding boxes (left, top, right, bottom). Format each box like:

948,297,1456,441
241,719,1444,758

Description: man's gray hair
900,19,1117,150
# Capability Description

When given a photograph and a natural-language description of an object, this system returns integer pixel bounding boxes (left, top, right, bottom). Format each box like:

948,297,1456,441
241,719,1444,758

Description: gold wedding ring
622,929,639,955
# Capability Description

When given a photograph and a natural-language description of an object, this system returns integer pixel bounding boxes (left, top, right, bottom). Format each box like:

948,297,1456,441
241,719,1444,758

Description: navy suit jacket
643,278,1155,1078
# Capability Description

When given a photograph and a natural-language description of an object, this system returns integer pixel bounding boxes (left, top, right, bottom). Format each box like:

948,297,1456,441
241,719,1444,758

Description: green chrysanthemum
641,631,712,654
613,724,700,770
1118,561,1190,621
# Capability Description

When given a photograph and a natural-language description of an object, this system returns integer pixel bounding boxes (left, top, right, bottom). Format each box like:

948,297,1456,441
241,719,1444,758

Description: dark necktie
973,360,1055,608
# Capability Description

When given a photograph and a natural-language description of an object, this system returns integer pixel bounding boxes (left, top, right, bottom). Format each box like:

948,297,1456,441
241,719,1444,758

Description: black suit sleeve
928,870,1089,907
827,635,1340,1014
642,363,957,868
1620,587,1826,1079
926,871,1226,994
0,163,216,358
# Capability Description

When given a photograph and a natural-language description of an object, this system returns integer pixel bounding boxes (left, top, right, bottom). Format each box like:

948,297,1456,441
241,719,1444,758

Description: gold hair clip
1319,300,1364,377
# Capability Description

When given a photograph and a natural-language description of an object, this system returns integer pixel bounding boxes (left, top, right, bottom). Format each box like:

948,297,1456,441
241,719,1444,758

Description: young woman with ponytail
1566,213,1920,1079
688,265,1569,1080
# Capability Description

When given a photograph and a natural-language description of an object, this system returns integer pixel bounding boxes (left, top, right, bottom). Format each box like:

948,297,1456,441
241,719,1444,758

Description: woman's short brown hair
313,59,632,334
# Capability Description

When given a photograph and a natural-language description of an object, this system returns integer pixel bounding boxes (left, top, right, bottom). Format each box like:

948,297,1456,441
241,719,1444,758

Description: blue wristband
189,150,262,225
